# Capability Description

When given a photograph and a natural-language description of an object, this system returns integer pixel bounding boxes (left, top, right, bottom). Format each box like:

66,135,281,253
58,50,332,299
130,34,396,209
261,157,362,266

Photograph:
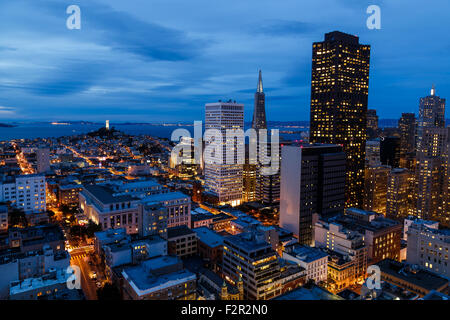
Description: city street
70,246,98,300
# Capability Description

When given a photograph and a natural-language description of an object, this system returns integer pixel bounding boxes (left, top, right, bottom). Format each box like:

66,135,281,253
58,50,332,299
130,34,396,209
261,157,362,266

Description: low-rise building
193,227,224,270
406,222,449,278
121,255,196,300
167,226,197,258
140,203,168,239
222,230,282,300
142,192,191,229
315,218,368,280
0,205,7,233
80,184,141,234
0,245,70,299
283,244,328,284
375,259,449,297
339,209,403,263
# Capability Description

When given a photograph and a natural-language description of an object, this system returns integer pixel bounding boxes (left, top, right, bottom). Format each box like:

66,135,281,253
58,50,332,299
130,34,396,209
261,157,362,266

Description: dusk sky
0,0,448,122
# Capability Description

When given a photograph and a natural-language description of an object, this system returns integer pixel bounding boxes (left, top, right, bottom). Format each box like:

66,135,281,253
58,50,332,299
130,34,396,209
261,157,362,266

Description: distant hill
0,123,15,128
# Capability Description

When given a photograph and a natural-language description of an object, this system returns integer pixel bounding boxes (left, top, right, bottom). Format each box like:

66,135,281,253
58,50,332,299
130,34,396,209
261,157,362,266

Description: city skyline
0,0,449,122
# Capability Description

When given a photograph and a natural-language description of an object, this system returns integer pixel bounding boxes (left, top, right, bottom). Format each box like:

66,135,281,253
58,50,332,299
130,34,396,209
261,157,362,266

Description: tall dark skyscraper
252,70,267,130
280,144,346,245
248,70,281,207
398,112,417,170
309,31,371,209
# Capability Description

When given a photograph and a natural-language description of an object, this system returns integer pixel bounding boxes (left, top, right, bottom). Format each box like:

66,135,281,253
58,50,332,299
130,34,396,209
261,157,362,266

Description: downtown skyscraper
251,70,280,206
415,86,449,226
309,31,371,208
280,143,346,245
204,100,244,207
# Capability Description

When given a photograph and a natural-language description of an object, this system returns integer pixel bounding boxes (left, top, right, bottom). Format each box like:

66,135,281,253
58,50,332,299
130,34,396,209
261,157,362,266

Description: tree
86,221,102,238
9,208,28,227
97,283,122,300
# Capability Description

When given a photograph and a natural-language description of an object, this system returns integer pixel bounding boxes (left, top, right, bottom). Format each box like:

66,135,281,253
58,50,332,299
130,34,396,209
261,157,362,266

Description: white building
0,245,70,299
315,219,368,279
406,221,450,277
282,244,328,283
0,174,46,213
403,216,439,241
204,101,244,206
79,184,142,234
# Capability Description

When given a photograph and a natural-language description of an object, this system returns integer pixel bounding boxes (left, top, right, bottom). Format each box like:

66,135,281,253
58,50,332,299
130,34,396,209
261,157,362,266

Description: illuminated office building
365,140,381,167
386,168,415,221
243,146,257,202
415,86,448,225
310,31,371,209
363,164,390,215
204,101,244,207
222,230,282,300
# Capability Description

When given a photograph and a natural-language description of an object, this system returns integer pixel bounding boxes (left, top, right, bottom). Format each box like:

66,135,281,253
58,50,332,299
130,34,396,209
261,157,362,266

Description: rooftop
275,284,344,300
10,269,68,296
167,225,196,239
122,256,196,296
84,184,138,204
377,259,449,291
193,227,224,248
285,244,329,263
142,191,190,204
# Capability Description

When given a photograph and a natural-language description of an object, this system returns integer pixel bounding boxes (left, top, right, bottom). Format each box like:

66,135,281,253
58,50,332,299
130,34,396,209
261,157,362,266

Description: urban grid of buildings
0,31,449,301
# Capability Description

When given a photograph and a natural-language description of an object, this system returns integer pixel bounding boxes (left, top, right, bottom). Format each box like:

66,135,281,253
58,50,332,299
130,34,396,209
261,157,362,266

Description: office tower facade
386,168,415,221
280,144,346,245
310,31,371,208
363,164,390,215
365,140,381,167
398,113,417,170
380,136,401,168
367,109,379,139
222,230,282,300
242,162,257,202
415,87,448,224
204,101,244,206
250,70,281,207
36,148,50,173
367,109,378,131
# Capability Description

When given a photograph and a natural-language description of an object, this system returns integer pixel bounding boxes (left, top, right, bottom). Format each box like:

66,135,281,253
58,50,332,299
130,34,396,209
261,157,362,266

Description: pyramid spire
257,70,263,93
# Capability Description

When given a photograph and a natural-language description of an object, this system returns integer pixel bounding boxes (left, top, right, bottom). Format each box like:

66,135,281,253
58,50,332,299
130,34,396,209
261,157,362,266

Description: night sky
0,0,448,122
